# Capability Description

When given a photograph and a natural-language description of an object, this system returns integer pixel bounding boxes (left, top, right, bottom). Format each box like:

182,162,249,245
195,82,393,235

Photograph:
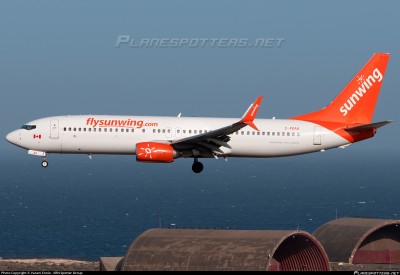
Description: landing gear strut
41,158,48,168
192,158,204,173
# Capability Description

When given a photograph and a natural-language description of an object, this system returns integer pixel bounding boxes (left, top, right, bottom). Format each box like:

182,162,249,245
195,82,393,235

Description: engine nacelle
136,142,175,163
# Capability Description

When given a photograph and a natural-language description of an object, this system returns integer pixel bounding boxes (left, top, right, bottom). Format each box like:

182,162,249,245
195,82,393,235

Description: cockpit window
20,125,36,130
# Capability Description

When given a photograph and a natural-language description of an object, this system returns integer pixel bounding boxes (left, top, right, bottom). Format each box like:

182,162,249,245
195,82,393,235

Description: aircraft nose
6,130,19,145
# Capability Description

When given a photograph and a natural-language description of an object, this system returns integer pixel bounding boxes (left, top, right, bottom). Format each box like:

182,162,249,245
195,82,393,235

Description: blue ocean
0,149,398,260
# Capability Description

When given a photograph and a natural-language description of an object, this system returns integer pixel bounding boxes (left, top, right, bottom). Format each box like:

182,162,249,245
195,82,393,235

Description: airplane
6,53,392,173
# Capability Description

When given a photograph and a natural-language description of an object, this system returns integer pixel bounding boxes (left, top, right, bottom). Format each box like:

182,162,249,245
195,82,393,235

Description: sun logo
138,143,156,159
357,74,364,85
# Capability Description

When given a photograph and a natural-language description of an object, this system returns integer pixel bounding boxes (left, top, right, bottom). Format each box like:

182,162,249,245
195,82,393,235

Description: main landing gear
192,158,204,173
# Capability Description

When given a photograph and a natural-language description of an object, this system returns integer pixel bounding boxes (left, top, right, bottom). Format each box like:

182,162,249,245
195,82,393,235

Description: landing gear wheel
192,161,204,173
41,160,48,168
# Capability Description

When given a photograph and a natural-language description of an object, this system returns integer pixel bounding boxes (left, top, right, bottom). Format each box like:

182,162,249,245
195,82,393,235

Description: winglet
239,96,263,131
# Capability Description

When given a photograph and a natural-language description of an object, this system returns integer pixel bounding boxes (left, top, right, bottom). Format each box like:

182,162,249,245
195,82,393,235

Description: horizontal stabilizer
344,120,393,133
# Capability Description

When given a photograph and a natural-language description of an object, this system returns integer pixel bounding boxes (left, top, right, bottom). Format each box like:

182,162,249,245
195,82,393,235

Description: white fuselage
6,115,349,158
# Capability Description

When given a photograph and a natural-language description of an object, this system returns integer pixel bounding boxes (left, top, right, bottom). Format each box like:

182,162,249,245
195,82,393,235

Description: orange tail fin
292,53,390,124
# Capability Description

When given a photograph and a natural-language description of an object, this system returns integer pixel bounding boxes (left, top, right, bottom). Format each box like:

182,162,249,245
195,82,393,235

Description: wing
170,96,263,157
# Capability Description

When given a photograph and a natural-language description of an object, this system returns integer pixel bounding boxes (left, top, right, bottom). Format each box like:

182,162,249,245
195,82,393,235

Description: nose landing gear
27,150,48,168
192,158,203,173
41,158,48,168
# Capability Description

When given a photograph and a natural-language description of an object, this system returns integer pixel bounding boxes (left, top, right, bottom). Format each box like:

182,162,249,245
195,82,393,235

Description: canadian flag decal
33,134,42,139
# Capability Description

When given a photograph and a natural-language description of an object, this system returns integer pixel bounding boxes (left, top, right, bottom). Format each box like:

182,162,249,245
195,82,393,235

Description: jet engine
136,142,175,163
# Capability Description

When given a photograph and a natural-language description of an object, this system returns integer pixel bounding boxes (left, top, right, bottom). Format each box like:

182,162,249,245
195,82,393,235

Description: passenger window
98,128,101,132
257,132,260,135
262,132,265,136
189,130,192,134
121,129,124,132
168,129,171,133
84,128,86,132
183,130,186,134
287,132,290,136
142,129,145,133
162,129,165,133
68,127,71,131
277,132,280,136
131,129,134,132
199,130,202,134
177,129,180,133
63,127,66,131
73,128,76,131
297,132,300,136
267,132,270,136
110,128,113,132
247,131,250,135
89,128,92,132
78,128,81,131
272,132,275,136
93,128,96,132
241,131,244,135
282,132,285,136
158,129,161,133
252,132,255,135
104,128,107,132
194,130,197,134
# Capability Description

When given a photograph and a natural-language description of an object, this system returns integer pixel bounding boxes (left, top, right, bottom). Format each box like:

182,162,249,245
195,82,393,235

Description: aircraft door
313,126,322,145
50,119,59,139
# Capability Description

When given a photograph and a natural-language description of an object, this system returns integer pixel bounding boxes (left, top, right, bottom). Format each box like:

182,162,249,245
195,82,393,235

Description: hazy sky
1,0,399,156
